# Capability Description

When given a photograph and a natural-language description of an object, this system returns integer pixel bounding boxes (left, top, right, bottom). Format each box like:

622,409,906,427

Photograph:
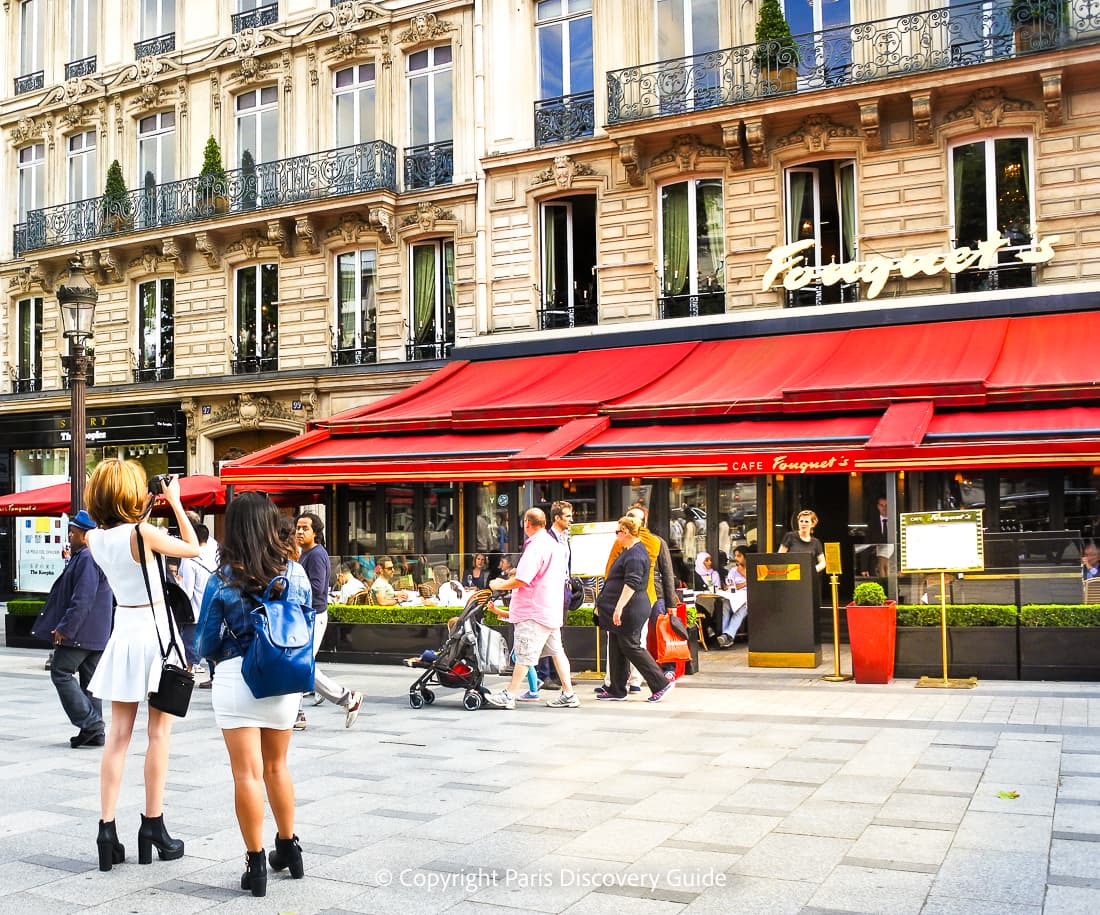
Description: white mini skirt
211,655,299,730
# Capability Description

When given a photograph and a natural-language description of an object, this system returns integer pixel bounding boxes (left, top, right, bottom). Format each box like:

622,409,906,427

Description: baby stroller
408,589,509,711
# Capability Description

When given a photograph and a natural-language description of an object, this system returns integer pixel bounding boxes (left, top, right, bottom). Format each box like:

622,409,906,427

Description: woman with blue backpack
196,492,313,897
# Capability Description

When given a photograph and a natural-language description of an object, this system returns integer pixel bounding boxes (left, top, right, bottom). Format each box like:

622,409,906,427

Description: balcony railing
65,56,97,79
658,292,725,320
607,0,1100,125
406,339,454,361
534,91,595,146
538,297,598,331
332,346,377,366
404,141,453,190
232,2,278,32
14,71,44,95
14,140,398,255
232,355,278,375
135,32,176,59
12,375,42,394
133,366,174,383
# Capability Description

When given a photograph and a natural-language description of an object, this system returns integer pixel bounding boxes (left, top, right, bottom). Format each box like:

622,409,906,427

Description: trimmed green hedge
1020,605,1100,627
6,600,44,617
895,604,1018,627
326,604,596,627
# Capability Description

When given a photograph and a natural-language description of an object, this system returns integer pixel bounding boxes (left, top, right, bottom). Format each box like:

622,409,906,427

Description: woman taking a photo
595,516,675,703
85,460,199,872
196,492,312,897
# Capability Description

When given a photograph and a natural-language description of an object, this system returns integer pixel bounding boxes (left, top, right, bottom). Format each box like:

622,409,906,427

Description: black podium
746,553,820,668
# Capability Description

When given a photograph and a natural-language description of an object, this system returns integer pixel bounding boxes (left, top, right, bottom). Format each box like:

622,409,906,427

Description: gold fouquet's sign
762,233,1059,299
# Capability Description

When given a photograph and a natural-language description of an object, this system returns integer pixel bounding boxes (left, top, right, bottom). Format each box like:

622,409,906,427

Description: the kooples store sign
728,452,856,475
50,408,177,446
762,233,1059,299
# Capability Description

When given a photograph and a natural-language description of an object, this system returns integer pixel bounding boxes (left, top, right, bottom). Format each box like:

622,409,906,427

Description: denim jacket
196,560,312,664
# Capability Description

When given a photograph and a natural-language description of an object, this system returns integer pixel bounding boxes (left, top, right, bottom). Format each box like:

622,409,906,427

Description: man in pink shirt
484,508,580,710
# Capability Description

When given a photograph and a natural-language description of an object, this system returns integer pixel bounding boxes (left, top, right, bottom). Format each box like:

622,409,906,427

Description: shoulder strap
134,524,185,666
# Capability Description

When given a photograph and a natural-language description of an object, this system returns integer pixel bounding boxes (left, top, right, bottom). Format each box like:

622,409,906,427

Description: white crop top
87,524,165,607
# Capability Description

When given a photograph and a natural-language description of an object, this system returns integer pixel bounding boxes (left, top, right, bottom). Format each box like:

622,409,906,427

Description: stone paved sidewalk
1,643,1098,914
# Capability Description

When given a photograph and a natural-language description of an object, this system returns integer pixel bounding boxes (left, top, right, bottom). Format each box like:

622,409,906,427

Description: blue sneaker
518,690,541,702
628,685,642,693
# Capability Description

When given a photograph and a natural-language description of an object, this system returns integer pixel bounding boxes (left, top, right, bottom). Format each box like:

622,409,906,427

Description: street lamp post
57,259,99,516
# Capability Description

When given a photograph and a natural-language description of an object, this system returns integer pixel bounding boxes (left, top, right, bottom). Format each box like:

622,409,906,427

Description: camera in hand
147,474,172,495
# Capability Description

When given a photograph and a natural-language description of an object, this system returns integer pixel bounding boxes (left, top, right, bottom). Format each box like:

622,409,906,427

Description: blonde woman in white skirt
84,460,199,871
196,491,312,898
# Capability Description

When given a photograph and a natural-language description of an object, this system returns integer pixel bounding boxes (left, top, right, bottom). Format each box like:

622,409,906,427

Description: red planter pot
846,601,897,684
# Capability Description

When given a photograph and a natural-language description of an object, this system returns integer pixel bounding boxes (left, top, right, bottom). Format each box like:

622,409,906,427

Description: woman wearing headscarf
694,551,721,592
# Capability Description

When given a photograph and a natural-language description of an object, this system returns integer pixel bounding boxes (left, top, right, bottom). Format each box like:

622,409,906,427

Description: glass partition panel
669,476,707,588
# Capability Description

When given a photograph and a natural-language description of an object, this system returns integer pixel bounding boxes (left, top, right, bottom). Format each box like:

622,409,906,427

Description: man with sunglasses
370,557,412,605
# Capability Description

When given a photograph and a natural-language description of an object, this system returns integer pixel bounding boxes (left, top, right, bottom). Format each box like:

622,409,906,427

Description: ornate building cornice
943,87,1035,128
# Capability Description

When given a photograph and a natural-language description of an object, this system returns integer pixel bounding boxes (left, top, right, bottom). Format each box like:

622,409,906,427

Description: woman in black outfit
595,517,675,703
778,510,827,572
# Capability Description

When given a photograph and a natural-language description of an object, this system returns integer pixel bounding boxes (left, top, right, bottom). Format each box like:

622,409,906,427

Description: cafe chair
1085,578,1100,604
347,591,372,605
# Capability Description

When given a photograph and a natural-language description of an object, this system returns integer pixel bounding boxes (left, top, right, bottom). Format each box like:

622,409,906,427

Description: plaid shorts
512,619,562,667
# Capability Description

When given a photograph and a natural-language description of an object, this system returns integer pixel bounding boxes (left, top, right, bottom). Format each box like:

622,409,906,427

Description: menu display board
568,521,618,577
900,510,985,573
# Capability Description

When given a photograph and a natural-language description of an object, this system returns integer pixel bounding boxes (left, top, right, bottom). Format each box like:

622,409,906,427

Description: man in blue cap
32,510,115,748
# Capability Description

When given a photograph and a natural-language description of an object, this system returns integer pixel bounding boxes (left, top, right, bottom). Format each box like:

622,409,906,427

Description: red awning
287,430,540,462
0,474,227,517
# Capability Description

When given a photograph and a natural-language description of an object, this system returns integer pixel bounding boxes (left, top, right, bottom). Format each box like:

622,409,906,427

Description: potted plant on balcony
1011,0,1064,53
240,149,258,210
754,0,800,93
198,135,229,215
100,159,133,233
846,582,896,683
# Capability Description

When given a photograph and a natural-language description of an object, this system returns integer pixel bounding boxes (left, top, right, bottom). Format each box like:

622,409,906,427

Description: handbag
161,568,195,627
238,572,316,699
136,525,194,717
655,610,691,664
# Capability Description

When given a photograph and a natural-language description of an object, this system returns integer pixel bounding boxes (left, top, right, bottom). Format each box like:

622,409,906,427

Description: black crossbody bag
136,525,194,717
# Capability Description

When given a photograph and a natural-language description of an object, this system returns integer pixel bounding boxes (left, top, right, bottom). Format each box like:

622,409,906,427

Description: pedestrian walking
32,509,114,749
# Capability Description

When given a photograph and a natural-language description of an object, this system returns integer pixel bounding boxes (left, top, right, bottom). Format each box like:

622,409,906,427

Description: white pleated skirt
211,656,299,730
89,603,174,703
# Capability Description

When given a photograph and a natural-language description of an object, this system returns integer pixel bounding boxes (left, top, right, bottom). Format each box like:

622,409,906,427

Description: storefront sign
727,452,857,475
762,233,1059,299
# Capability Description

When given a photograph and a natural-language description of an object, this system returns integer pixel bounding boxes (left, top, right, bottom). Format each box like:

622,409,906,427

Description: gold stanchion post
916,571,977,689
822,572,851,682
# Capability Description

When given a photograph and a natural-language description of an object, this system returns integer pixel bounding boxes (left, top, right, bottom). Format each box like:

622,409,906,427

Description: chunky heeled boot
268,833,304,878
96,819,125,872
137,813,185,864
241,850,267,897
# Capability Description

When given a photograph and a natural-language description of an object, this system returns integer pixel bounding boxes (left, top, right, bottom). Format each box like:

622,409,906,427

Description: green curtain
412,245,436,343
543,206,559,304
787,170,809,243
839,163,856,262
662,183,689,296
699,180,724,289
952,144,971,244
337,253,355,346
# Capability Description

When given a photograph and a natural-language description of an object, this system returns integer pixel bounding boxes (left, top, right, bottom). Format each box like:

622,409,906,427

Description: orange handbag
655,611,691,663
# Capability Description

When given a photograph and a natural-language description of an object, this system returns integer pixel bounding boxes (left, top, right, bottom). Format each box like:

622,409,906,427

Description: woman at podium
778,510,827,573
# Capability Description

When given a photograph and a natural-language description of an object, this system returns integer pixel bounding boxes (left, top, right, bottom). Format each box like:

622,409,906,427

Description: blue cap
69,510,96,531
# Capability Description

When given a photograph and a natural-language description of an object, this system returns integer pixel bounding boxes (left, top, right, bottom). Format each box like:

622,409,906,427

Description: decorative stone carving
308,46,319,86
773,114,858,153
721,123,745,171
194,232,221,269
267,220,290,257
299,387,319,422
744,119,766,167
8,115,53,148
399,202,455,232
98,249,122,284
129,245,171,276
617,140,642,186
206,394,296,431
1042,70,1063,128
7,264,51,294
295,216,320,254
162,238,187,272
397,13,454,46
910,92,932,145
211,72,222,112
326,212,369,243
80,250,100,279
226,229,265,260
943,87,1034,128
651,133,725,172
181,398,198,455
368,206,395,244
531,154,598,188
860,101,880,151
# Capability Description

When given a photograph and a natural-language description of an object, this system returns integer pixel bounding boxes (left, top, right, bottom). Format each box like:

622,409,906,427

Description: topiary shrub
895,604,1018,627
1020,604,1100,627
852,582,888,606
6,600,45,616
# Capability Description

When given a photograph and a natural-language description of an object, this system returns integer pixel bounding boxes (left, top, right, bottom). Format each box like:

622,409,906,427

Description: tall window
951,136,1033,291
406,46,453,188
334,64,376,147
137,112,175,186
785,159,857,305
17,143,45,223
67,131,98,203
235,264,278,373
70,0,97,62
236,86,278,165
19,0,43,75
535,0,594,143
140,0,174,39
784,0,851,80
409,240,455,360
656,0,719,109
136,278,174,382
15,297,43,393
948,0,1014,64
659,178,724,319
540,196,597,329
335,250,377,365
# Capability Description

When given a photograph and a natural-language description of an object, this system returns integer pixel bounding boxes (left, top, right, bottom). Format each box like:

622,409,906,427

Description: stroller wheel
409,691,425,710
462,690,483,711
421,688,435,705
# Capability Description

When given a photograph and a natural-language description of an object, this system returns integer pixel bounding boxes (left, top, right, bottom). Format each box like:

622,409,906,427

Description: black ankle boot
268,833,304,878
137,813,184,864
96,819,125,872
241,850,267,897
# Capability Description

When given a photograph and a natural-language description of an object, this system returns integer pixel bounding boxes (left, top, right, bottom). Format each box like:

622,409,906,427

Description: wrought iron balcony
65,56,97,79
134,32,176,60
607,0,1095,125
232,2,278,33
14,71,44,95
14,140,398,255
406,339,454,361
12,375,42,394
133,366,175,383
658,292,725,320
332,346,377,366
538,296,598,331
232,355,279,375
404,141,453,190
534,91,595,147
